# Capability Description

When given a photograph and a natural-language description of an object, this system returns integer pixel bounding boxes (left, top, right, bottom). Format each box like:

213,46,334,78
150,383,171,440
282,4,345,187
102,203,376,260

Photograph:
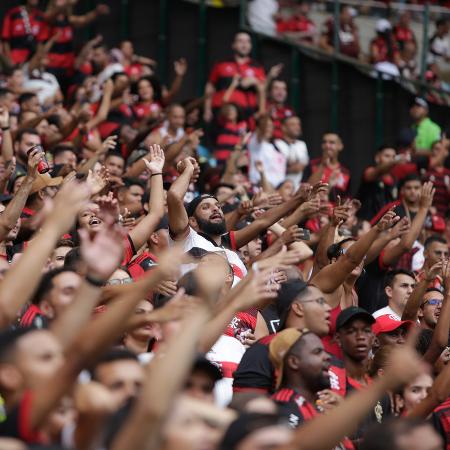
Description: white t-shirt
274,138,309,189
248,134,287,188
23,66,60,104
247,0,278,37
169,227,247,280
372,306,401,321
207,335,246,407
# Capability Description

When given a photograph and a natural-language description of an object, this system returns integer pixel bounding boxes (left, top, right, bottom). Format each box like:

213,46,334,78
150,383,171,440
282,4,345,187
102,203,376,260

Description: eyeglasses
302,297,327,306
106,277,133,286
423,299,442,307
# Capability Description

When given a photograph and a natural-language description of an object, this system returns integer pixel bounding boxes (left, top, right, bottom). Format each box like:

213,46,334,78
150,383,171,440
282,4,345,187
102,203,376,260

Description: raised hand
86,166,109,196
255,160,264,174
143,144,165,174
176,157,200,183
96,3,110,15
100,135,117,154
255,245,305,271
331,196,351,226
424,260,444,283
174,58,188,77
419,181,435,209
299,196,321,218
95,192,120,224
79,222,125,281
154,280,178,297
1,157,16,183
268,63,284,80
375,209,400,232
237,199,253,217
281,225,304,245
27,147,42,178
389,216,410,238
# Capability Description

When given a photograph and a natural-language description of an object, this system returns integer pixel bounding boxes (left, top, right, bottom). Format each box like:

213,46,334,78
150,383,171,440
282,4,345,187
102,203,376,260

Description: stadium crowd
0,0,450,449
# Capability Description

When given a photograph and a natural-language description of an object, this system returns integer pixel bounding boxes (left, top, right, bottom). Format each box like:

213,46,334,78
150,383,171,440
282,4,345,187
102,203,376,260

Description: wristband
150,173,163,177
1,127,10,131
85,273,106,287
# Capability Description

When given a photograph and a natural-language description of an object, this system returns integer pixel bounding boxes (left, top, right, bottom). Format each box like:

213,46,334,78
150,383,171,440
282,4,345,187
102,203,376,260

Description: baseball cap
276,279,307,330
269,328,310,389
31,173,63,194
185,194,218,217
412,97,429,109
372,315,413,336
376,18,392,33
336,306,375,331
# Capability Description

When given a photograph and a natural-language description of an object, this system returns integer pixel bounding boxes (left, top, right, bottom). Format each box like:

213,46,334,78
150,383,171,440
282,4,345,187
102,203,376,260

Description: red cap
372,315,413,336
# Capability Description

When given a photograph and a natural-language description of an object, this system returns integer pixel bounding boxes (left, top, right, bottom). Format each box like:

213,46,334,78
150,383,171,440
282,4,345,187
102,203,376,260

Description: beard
196,216,227,236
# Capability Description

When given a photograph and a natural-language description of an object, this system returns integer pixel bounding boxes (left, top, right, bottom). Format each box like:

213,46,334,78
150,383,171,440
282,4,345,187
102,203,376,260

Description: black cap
185,194,218,217
193,355,222,382
335,306,375,331
276,279,307,330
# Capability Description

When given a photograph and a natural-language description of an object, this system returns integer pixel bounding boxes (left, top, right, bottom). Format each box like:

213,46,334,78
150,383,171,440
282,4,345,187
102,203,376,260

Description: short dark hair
399,173,421,190
360,418,435,450
424,235,447,249
90,348,139,380
0,88,13,98
16,127,39,143
52,144,76,158
326,237,356,261
63,247,81,270
18,92,37,105
0,327,35,363
384,269,415,288
122,177,145,191
56,238,75,249
31,268,76,305
105,151,125,161
375,144,396,154
436,18,449,28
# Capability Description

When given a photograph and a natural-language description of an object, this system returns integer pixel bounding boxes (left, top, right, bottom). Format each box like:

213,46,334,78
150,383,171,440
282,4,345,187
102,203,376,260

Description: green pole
331,0,340,132
375,72,384,148
239,0,246,29
158,0,169,82
120,0,129,41
197,0,207,96
290,47,300,113
420,2,430,91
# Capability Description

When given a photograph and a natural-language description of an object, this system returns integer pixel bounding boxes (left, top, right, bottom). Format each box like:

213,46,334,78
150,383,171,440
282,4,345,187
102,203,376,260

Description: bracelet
1,127,10,131
85,273,106,287
150,173,163,177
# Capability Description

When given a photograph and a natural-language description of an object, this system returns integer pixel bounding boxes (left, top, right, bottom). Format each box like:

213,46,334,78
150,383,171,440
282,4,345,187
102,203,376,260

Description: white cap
376,18,392,33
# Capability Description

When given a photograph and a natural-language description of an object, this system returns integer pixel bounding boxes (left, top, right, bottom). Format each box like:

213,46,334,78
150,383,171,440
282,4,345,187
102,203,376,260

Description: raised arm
233,192,305,249
0,180,91,327
68,4,109,28
402,262,442,322
86,78,114,130
50,223,124,350
311,211,399,293
128,145,165,251
0,151,40,241
167,157,198,239
162,58,187,105
28,246,184,432
423,261,450,364
0,108,13,164
284,331,425,450
382,182,434,267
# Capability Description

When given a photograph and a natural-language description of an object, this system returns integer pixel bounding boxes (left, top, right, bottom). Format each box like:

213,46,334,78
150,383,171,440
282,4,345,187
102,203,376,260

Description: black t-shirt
356,254,389,314
356,171,397,222
260,304,280,335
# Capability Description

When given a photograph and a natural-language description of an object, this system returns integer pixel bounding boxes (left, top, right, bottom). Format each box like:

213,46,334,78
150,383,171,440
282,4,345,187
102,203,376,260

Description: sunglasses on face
106,277,133,286
423,299,442,307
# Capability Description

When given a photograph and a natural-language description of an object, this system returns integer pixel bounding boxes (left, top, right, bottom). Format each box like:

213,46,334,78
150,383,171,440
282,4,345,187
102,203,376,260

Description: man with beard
269,328,355,449
167,157,309,280
203,31,266,123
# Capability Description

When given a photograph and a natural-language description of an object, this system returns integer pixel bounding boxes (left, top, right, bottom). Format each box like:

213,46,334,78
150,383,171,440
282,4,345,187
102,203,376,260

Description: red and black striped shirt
272,387,355,449
1,6,48,64
423,167,450,218
209,58,265,120
214,118,247,162
268,103,295,140
46,14,75,72
432,396,450,450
